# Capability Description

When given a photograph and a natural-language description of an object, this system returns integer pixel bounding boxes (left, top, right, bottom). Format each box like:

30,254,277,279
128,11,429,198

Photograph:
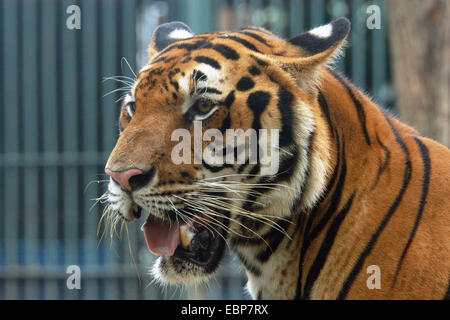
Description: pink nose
105,168,144,191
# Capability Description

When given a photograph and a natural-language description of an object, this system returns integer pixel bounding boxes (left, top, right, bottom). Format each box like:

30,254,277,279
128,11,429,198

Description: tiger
103,18,450,299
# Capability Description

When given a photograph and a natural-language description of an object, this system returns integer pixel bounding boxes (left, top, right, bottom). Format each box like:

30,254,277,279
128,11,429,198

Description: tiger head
104,19,350,284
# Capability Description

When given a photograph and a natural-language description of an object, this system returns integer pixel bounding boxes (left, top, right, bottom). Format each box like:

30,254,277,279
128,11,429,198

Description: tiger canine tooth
180,224,195,249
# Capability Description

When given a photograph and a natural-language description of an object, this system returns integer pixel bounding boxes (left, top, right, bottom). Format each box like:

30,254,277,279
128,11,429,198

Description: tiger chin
103,19,450,299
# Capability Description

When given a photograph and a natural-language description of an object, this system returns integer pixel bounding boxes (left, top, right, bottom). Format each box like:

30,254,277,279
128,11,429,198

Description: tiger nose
105,168,145,192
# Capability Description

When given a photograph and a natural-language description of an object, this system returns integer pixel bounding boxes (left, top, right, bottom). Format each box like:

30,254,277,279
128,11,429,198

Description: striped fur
104,19,450,299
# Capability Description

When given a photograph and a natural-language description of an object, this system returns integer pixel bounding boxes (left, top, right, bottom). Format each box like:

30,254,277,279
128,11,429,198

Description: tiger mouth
137,204,225,267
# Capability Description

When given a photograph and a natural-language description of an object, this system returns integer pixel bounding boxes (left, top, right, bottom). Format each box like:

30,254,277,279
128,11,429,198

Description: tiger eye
198,100,214,113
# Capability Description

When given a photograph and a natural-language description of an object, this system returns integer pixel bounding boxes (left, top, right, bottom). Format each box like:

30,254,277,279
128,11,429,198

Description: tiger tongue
142,215,180,256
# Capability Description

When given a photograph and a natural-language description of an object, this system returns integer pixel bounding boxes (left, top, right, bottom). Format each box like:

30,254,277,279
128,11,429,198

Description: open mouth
140,207,225,266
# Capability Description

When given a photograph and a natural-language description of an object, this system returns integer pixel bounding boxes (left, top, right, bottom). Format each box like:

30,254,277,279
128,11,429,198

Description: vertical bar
233,0,248,30
41,0,59,299
0,0,5,300
61,0,81,300
184,0,212,34
289,0,305,37
268,0,284,35
120,0,139,299
372,0,386,103
351,0,367,89
81,0,99,300
328,0,346,72
100,0,120,300
2,0,20,300
22,0,40,300
310,0,325,27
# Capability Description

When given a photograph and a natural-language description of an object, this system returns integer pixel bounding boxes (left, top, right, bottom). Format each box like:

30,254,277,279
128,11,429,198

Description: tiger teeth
180,224,195,249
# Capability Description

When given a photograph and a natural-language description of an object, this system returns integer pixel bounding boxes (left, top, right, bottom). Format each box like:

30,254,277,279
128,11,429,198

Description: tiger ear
288,18,350,58
275,18,350,90
149,21,194,58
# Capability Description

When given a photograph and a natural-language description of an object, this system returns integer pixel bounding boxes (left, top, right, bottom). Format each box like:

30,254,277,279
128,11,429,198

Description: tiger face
104,20,349,284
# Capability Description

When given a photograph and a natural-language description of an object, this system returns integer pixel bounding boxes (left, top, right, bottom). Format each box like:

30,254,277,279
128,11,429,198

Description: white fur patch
309,24,333,38
123,94,134,105
168,29,193,40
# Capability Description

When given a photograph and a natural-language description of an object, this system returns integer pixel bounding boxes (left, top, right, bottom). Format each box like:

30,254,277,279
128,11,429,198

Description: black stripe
256,219,291,263
303,194,355,299
372,133,391,189
294,132,342,299
308,142,347,243
330,70,371,146
444,281,450,300
223,35,260,53
391,137,431,288
193,70,207,82
199,87,222,95
247,91,271,129
317,90,334,136
278,87,295,148
337,114,412,300
256,290,263,300
194,56,221,69
272,147,299,183
297,131,315,207
212,43,240,60
234,250,262,276
238,30,273,47
240,26,274,36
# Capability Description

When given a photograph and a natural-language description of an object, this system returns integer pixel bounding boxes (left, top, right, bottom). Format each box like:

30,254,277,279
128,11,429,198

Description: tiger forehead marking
104,19,450,300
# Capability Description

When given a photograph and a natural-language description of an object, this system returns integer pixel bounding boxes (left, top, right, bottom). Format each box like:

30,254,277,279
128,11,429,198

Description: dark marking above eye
200,87,222,95
249,66,261,76
237,77,255,91
194,56,221,69
193,70,207,82
181,56,191,64
211,43,240,60
252,56,268,67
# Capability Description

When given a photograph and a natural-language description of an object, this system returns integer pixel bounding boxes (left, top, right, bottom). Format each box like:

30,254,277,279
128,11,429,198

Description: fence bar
120,0,140,300
22,0,40,300
351,0,367,89
100,0,121,300
81,0,100,299
289,0,305,37
3,0,20,300
0,0,4,301
41,0,60,300
60,0,82,300
371,0,387,104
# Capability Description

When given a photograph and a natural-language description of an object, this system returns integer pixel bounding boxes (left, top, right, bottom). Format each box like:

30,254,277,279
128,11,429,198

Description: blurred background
0,0,448,300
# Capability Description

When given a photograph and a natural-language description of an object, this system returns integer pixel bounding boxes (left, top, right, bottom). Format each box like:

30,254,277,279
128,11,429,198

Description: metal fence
0,0,391,300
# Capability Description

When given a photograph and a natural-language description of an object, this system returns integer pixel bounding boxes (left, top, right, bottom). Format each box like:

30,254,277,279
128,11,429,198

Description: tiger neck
234,69,388,300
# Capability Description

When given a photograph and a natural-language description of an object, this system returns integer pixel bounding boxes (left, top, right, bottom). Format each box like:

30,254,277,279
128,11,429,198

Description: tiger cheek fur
104,19,450,299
